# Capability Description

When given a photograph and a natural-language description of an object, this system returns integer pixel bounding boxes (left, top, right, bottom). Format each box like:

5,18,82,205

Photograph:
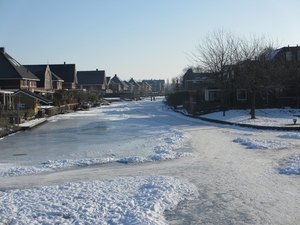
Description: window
27,80,33,87
237,89,247,101
298,50,300,61
286,51,292,61
205,89,221,102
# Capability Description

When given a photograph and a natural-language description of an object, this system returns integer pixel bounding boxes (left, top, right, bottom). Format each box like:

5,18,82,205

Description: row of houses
0,47,165,112
181,45,300,111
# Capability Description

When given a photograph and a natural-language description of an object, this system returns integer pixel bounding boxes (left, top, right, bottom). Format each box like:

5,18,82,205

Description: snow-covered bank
201,108,300,127
0,176,197,224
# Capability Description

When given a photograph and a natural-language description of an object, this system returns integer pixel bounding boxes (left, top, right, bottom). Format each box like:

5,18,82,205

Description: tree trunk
250,91,256,119
222,89,226,116
296,88,299,109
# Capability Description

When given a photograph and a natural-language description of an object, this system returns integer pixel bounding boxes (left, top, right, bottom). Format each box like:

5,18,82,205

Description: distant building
77,69,107,94
142,79,165,94
24,64,64,93
24,62,77,90
128,78,141,93
110,74,130,93
47,63,77,89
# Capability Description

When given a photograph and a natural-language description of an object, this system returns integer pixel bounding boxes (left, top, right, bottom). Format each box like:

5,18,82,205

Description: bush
24,109,35,119
166,91,190,108
0,118,10,135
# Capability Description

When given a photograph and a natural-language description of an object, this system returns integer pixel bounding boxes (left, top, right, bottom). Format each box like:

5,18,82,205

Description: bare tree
268,46,300,108
234,36,280,119
190,28,279,118
190,29,240,116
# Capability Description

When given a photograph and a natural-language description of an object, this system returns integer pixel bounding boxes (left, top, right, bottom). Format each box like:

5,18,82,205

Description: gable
48,63,76,83
51,72,64,82
128,78,141,87
24,65,48,87
12,89,52,104
111,75,128,88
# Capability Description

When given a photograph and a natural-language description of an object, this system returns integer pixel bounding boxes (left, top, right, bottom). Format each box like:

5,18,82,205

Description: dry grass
0,118,20,137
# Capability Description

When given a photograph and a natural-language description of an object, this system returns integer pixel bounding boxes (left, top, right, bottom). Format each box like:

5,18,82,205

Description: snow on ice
232,137,293,149
0,176,197,224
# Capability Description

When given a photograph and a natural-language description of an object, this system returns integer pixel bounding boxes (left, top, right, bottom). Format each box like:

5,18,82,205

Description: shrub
166,91,190,108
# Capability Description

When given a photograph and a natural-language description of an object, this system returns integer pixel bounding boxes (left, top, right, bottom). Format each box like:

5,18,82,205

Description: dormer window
286,51,292,61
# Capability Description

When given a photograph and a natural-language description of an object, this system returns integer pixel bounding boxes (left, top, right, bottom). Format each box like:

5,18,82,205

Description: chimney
96,68,98,71
0,47,5,53
64,61,66,65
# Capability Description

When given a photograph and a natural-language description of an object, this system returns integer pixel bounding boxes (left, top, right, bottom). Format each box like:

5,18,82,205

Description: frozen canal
1,97,300,224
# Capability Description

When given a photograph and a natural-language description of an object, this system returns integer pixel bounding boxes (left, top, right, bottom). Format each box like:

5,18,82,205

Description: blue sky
1,0,299,81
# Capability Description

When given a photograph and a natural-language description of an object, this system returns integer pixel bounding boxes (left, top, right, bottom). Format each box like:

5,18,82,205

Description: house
23,64,52,91
0,47,39,91
110,74,129,92
265,46,300,62
182,69,221,102
123,80,134,92
139,80,152,96
182,69,216,91
46,63,77,89
142,79,165,94
77,69,107,94
23,64,64,92
107,79,120,93
128,78,141,93
229,46,300,109
51,72,64,90
12,89,52,113
265,46,300,87
105,76,113,93
264,46,300,107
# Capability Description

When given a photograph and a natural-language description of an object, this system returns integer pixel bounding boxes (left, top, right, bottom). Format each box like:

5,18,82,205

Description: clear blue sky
1,0,299,81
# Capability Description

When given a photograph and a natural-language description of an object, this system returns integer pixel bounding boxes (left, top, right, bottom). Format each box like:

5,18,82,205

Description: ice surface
1,98,300,224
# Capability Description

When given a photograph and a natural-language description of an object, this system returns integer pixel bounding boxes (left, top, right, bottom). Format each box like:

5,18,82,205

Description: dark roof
265,48,282,61
77,70,106,85
109,79,115,84
51,72,64,82
265,46,300,61
0,47,39,81
49,63,76,83
25,63,76,83
141,80,151,87
106,76,111,84
143,79,165,85
183,70,214,81
111,74,128,88
128,78,141,87
23,65,47,86
12,89,52,104
24,64,64,87
123,80,133,87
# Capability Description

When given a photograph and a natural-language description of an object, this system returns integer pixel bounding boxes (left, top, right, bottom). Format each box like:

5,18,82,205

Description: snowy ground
1,98,300,224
